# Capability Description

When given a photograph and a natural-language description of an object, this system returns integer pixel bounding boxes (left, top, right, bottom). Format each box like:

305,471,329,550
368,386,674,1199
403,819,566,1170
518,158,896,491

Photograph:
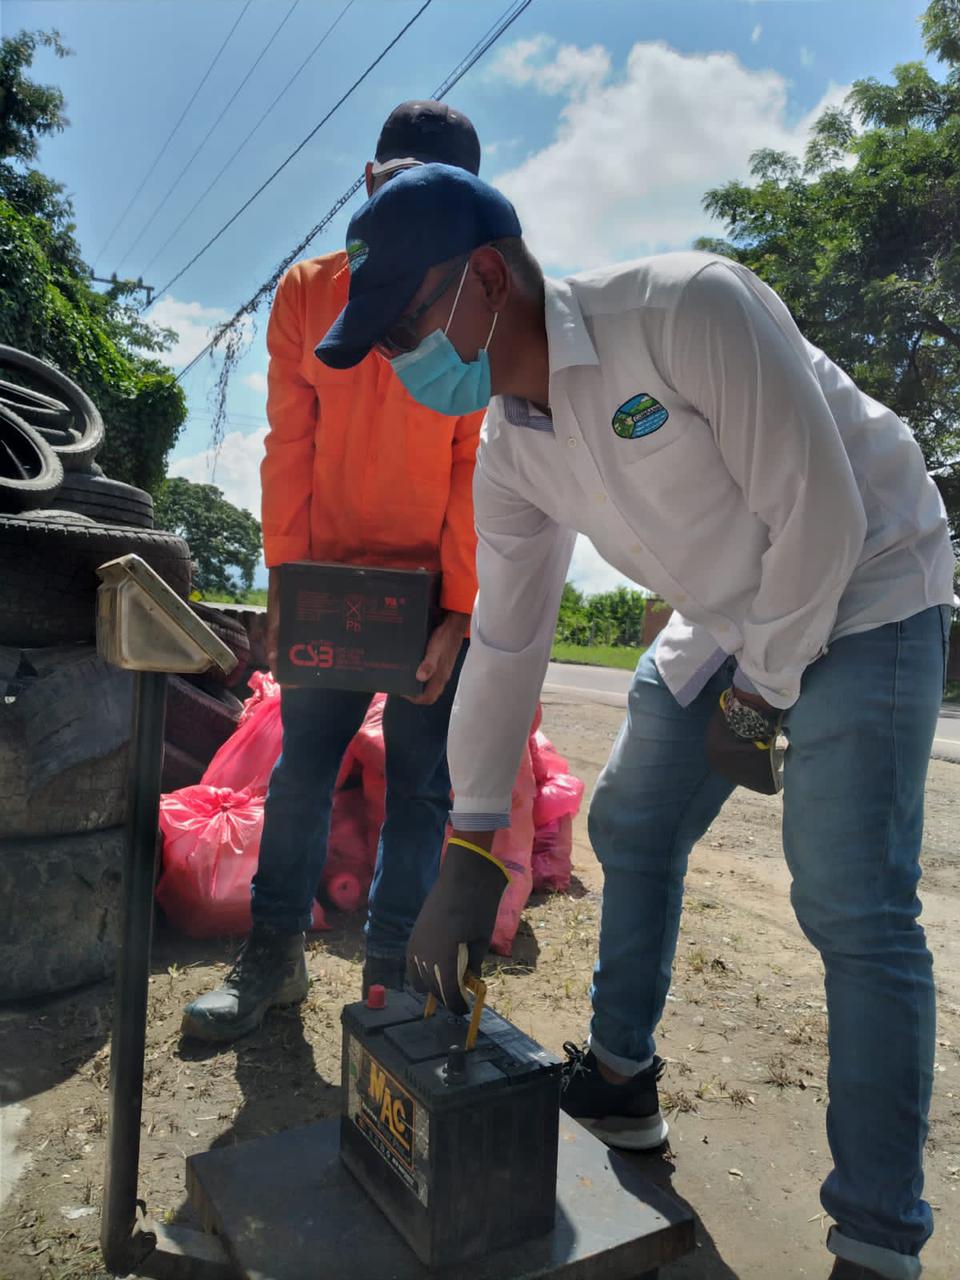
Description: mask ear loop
483,311,498,350
443,261,471,336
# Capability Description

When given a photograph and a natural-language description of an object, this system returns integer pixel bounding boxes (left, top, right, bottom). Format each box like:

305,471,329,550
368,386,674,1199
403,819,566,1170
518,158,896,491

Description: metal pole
101,670,167,1274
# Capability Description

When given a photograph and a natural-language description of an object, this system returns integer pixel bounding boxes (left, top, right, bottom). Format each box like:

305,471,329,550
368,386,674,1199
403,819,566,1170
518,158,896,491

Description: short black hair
489,236,544,300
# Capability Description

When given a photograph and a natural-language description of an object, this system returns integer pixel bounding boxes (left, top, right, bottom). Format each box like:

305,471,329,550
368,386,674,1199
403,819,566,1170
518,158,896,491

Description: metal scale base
186,1114,694,1280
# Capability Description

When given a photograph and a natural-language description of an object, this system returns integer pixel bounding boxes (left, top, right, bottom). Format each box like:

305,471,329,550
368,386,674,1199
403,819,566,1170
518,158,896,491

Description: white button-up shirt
449,252,955,828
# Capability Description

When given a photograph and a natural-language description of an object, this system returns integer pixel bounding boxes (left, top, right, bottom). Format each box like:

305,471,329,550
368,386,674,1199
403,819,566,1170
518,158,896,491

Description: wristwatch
720,688,778,741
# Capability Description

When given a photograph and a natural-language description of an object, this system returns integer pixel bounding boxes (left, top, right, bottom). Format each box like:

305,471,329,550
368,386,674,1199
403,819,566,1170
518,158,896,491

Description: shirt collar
544,276,599,373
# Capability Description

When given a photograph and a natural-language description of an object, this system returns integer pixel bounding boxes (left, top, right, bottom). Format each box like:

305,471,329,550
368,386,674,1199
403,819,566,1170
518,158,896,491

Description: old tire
193,602,250,686
0,828,125,1000
0,345,104,472
0,648,132,839
50,471,155,529
0,512,192,646
166,676,242,766
0,404,64,513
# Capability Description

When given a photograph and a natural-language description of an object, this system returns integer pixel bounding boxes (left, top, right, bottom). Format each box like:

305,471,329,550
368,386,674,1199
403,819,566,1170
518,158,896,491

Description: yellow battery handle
423,974,486,1051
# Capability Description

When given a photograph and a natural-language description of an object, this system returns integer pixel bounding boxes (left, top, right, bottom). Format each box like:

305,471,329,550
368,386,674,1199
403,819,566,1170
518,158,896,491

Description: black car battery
339,983,562,1269
275,562,440,696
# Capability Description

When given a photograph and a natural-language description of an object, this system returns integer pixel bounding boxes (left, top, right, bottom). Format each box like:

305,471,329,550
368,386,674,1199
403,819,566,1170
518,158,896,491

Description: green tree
154,477,262,600
695,0,960,541
0,29,186,493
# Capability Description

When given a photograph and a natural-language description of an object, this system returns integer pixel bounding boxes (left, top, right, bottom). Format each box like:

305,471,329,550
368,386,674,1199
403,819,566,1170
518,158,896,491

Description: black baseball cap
371,100,481,179
316,164,522,370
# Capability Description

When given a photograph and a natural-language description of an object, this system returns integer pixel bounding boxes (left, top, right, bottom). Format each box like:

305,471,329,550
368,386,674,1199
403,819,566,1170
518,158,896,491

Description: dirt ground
1,690,958,1280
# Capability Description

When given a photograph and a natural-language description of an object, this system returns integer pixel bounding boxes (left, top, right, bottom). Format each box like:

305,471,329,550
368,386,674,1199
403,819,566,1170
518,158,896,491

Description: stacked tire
0,347,243,1000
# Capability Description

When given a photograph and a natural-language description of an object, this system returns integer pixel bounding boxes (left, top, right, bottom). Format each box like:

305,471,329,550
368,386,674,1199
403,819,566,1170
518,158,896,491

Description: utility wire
118,0,301,273
172,0,536,385
93,0,252,269
147,0,435,307
142,0,355,278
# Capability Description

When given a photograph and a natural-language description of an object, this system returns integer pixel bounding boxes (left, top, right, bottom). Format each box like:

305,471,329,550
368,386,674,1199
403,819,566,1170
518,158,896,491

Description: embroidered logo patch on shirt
346,238,369,272
612,393,669,439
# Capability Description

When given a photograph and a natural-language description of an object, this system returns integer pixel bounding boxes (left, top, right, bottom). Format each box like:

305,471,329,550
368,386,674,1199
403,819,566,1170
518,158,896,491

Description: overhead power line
142,0,356,278
117,0,301,273
172,0,536,387
93,0,252,270
146,0,435,308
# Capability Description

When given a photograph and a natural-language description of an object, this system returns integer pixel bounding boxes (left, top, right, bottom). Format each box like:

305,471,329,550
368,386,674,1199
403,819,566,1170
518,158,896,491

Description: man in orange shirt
182,103,483,1043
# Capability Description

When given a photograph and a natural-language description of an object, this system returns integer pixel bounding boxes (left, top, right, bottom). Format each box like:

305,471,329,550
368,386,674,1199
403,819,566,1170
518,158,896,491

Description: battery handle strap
424,974,486,1051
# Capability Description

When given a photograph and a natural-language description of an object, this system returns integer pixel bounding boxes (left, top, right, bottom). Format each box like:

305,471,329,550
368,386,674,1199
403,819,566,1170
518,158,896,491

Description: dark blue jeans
251,642,467,958
587,608,950,1279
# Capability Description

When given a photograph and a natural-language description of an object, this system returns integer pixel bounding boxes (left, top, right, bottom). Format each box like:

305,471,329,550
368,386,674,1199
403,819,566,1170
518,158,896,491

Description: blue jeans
251,642,467,958
587,607,950,1280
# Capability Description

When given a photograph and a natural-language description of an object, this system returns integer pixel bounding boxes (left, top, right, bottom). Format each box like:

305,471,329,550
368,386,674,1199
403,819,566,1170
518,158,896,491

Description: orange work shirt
260,251,482,615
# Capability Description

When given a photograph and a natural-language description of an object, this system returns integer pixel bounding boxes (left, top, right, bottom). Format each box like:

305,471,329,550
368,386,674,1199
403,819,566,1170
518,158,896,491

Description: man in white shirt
316,164,955,1280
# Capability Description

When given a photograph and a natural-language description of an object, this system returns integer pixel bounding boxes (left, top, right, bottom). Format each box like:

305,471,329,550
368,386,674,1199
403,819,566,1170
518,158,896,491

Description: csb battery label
346,1036,429,1206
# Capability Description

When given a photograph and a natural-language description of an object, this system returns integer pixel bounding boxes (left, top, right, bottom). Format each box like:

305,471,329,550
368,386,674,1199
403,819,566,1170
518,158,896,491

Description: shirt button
595,493,607,503
567,436,578,448
630,543,643,553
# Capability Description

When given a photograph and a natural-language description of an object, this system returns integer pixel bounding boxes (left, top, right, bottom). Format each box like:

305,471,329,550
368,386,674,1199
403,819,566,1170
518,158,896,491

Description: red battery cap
366,984,387,1010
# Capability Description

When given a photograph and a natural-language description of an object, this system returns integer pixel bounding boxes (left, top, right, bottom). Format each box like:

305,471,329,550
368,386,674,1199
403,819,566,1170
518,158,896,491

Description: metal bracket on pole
95,556,236,1276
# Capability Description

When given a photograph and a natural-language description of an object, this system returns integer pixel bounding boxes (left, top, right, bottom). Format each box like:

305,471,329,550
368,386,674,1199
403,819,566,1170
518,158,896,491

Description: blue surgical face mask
390,263,498,416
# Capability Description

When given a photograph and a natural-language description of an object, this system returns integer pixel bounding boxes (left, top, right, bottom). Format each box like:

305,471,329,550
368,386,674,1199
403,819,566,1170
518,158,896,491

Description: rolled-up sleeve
668,264,867,708
449,456,575,827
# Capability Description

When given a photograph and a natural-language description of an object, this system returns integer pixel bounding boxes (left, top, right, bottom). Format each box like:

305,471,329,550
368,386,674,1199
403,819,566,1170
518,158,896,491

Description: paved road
545,662,960,761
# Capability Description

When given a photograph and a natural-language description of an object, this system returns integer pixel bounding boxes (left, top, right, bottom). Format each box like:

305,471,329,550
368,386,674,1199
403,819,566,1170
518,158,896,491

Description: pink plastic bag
322,783,376,906
532,814,574,894
201,671,282,795
489,745,538,956
533,771,585,828
157,784,327,937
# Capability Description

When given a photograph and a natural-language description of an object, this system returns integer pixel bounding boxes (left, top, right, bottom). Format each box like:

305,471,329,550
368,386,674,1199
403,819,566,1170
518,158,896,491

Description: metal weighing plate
186,1115,694,1280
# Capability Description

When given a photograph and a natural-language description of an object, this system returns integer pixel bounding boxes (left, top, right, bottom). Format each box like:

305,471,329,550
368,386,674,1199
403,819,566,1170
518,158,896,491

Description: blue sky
9,0,933,591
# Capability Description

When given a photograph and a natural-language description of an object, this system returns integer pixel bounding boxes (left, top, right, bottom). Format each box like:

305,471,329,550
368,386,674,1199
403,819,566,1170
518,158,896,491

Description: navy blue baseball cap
315,163,522,370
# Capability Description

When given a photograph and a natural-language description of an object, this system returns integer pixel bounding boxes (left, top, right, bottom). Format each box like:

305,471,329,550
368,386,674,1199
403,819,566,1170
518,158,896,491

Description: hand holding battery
406,836,509,1013
705,686,785,794
408,610,469,705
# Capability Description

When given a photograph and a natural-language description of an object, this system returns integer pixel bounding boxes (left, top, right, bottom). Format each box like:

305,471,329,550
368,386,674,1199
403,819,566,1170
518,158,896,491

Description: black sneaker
361,954,406,998
560,1042,669,1151
180,925,308,1043
828,1261,887,1280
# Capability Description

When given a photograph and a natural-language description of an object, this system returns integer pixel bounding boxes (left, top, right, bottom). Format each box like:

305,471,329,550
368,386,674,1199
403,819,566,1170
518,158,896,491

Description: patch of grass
550,642,645,670
661,1087,698,1115
199,588,268,607
945,680,960,704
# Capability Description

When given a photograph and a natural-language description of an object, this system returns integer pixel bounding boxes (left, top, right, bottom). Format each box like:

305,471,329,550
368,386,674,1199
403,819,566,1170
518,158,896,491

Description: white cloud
751,23,763,43
568,535,633,596
168,427,267,517
243,371,268,393
148,296,230,368
490,34,611,97
800,46,814,68
491,38,849,270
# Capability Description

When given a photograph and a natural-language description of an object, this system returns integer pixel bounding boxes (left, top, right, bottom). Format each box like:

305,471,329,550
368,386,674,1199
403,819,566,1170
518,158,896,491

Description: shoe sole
180,971,310,1044
571,1111,670,1151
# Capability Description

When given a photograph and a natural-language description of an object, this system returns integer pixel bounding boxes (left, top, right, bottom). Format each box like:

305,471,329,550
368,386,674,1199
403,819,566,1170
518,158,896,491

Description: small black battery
276,562,440,696
340,990,561,1269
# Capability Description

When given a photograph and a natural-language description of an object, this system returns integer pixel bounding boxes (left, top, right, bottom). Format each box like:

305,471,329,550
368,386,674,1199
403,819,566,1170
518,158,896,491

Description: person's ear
470,246,511,310
364,161,375,197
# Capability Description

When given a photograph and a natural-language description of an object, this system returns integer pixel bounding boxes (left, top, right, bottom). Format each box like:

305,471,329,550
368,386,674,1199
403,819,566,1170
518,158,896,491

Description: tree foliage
0,28,186,493
695,0,960,539
555,583,647,647
154,478,262,600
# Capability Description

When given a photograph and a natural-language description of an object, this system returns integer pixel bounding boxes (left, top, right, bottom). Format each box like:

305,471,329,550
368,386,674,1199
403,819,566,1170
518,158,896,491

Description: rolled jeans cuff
588,1033,653,1079
827,1226,922,1280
